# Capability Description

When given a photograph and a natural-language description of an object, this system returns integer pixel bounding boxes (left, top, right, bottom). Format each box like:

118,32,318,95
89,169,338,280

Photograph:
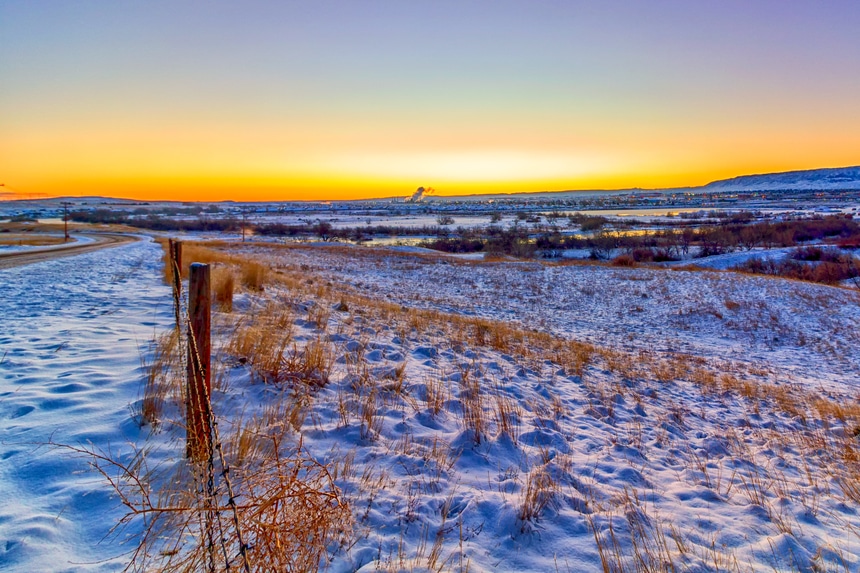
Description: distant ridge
703,165,860,192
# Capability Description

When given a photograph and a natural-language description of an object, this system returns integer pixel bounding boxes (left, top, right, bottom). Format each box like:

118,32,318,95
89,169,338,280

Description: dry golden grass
493,385,522,441
212,267,235,312
0,233,67,246
229,320,293,384
241,261,267,291
158,239,269,294
283,336,334,388
518,466,557,524
0,221,91,234
359,388,382,441
157,239,235,281
458,364,487,444
202,241,860,432
423,374,448,418
135,330,181,428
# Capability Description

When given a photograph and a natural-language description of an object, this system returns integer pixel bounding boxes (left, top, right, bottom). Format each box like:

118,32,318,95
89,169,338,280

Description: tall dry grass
212,268,235,312
134,330,181,428
158,239,268,294
241,262,267,291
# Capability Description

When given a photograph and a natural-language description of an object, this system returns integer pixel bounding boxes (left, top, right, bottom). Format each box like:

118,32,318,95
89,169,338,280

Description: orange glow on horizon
4,113,859,202
4,159,857,204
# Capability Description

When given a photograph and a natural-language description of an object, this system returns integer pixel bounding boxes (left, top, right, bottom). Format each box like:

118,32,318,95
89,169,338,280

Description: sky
1,1,859,202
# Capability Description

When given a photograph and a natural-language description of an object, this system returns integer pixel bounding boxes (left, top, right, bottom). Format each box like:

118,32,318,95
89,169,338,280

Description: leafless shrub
61,432,351,573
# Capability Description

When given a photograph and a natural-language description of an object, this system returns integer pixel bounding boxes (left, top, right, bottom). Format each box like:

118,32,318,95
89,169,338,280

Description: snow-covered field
247,243,860,391
3,237,860,572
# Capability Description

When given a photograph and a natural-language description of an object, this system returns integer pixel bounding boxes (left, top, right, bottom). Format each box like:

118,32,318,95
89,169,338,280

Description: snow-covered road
0,239,172,572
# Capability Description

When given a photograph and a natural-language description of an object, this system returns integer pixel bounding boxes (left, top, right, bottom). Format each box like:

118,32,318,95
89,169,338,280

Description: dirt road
0,233,138,270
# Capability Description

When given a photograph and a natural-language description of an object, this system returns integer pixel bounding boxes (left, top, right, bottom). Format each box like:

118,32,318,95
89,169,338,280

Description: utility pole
241,206,249,242
61,201,72,242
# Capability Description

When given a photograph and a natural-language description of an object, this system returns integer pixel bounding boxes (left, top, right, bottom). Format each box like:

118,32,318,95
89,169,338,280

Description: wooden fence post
169,239,183,331
186,262,212,461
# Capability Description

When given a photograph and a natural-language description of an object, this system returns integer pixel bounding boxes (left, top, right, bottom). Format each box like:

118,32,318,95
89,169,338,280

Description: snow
3,237,860,571
0,239,173,571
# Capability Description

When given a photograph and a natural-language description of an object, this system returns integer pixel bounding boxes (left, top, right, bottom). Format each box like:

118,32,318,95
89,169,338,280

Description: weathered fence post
186,262,212,461
169,239,183,331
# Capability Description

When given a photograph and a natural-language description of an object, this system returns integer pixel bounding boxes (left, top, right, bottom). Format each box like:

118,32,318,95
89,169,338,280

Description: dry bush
611,254,637,267
71,381,352,573
139,447,350,572
232,440,352,571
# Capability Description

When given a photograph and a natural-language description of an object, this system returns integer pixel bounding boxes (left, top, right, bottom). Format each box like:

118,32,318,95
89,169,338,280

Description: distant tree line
69,209,858,264
69,210,240,231
418,215,860,262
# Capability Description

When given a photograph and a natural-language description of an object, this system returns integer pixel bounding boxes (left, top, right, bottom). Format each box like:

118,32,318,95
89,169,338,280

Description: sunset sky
2,1,859,202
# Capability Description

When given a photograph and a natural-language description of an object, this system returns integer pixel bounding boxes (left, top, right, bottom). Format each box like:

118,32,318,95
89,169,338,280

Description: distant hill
703,166,860,192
